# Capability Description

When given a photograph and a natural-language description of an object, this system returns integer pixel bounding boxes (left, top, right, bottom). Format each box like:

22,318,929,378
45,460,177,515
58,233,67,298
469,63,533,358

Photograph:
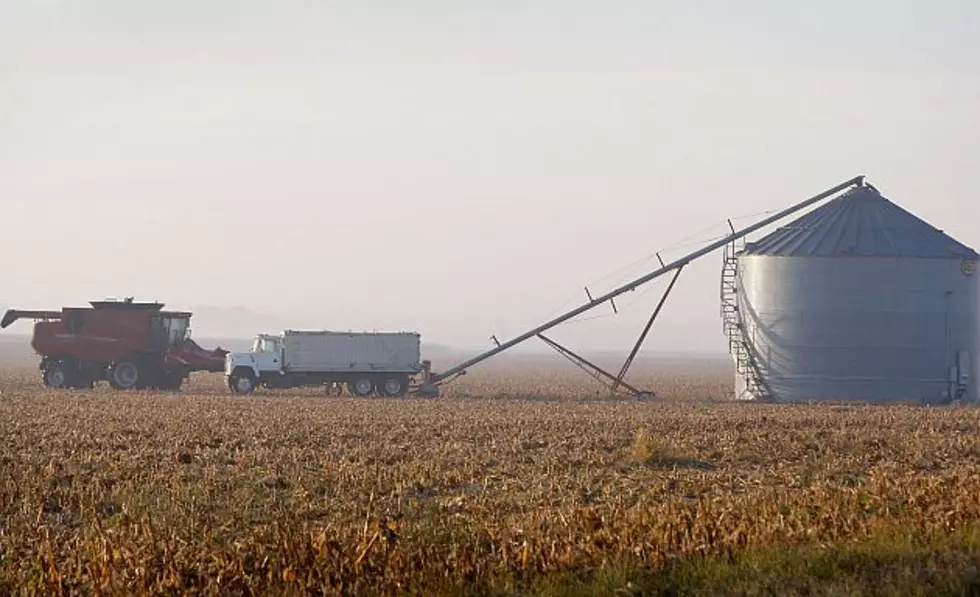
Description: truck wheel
228,372,257,395
42,361,74,389
108,360,141,390
380,376,409,398
348,378,375,397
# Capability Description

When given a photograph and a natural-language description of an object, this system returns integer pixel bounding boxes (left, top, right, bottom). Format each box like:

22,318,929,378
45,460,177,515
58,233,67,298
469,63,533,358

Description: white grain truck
225,330,424,396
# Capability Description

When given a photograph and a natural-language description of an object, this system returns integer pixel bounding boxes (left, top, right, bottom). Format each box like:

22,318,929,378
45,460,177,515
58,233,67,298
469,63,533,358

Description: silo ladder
720,240,772,401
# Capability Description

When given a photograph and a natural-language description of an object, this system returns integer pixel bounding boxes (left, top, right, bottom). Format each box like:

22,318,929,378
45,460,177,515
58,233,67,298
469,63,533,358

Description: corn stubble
2,365,980,595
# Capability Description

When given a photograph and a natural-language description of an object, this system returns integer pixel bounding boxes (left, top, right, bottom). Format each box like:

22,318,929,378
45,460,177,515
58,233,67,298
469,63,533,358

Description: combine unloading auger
414,175,868,398
1,310,62,329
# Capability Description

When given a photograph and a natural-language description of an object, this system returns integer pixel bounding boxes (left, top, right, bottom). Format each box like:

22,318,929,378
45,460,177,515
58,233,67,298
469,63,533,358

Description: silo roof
743,184,978,258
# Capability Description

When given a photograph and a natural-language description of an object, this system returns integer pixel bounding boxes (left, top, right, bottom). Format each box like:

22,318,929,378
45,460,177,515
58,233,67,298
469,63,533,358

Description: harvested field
3,361,980,596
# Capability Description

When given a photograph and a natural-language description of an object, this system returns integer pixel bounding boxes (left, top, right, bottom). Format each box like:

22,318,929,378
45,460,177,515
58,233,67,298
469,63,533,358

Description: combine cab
1,298,227,391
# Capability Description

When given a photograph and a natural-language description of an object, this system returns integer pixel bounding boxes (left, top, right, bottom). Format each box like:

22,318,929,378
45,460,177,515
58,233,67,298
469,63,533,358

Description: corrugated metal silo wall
737,254,980,403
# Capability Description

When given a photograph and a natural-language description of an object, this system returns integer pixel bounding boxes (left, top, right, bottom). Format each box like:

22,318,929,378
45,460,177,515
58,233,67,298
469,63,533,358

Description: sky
2,0,979,356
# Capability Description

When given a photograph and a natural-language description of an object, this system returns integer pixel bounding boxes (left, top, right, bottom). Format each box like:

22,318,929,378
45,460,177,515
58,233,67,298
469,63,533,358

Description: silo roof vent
743,185,978,258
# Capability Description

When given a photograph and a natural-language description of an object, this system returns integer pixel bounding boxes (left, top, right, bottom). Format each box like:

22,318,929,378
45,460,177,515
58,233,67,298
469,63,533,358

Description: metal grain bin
726,183,979,404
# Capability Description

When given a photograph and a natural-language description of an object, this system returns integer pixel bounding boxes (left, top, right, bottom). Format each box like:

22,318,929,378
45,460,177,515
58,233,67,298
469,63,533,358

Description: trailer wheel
228,371,257,395
348,378,375,397
42,361,74,389
380,376,409,398
108,360,141,390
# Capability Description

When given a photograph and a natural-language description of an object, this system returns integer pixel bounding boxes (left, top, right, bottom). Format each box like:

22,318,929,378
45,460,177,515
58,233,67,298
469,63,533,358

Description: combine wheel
348,378,375,398
42,361,74,389
107,360,142,390
228,370,257,395
380,376,409,398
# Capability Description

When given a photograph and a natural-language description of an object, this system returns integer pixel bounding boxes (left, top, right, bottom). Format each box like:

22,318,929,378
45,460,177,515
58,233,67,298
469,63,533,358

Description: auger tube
433,175,866,382
1,310,62,329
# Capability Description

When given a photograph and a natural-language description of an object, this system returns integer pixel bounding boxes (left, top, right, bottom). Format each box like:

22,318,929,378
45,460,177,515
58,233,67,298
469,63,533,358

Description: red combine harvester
0,298,227,391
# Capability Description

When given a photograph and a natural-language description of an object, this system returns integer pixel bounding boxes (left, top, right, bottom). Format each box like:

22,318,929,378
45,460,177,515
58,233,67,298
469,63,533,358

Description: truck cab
225,334,282,387
252,334,282,361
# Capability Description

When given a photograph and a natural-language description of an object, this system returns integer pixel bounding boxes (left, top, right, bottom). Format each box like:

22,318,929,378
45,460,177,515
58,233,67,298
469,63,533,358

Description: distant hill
179,305,289,339
0,331,728,374
0,331,459,366
177,305,461,341
0,303,727,372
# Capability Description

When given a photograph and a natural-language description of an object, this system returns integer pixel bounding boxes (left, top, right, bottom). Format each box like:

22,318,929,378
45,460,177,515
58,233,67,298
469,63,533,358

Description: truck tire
380,376,409,398
348,378,375,397
42,360,74,389
108,360,141,390
228,370,257,395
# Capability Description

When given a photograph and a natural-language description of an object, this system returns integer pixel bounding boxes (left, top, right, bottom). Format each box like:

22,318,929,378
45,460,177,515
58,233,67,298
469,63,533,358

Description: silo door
956,351,970,400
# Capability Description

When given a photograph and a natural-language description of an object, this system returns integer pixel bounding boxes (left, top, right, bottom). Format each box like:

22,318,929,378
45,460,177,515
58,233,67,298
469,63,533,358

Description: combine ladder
720,240,773,401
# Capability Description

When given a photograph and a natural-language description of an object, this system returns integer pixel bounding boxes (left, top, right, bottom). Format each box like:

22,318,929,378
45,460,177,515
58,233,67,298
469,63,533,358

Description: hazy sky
2,1,979,355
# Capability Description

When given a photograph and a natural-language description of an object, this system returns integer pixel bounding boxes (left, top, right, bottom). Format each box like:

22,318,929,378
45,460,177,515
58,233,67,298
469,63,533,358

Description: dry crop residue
2,366,980,595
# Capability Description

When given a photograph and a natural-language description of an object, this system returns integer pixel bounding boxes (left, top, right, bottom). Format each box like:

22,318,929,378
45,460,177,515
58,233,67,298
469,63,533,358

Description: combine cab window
167,317,190,346
63,311,86,333
150,316,191,349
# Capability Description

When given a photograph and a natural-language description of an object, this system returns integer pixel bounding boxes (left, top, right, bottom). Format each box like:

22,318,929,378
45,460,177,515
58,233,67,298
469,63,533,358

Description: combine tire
107,360,141,390
42,361,74,389
348,378,375,398
228,370,257,395
380,376,409,398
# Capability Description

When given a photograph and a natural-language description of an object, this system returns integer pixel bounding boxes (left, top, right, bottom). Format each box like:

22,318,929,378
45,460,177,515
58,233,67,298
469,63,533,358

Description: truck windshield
252,337,278,353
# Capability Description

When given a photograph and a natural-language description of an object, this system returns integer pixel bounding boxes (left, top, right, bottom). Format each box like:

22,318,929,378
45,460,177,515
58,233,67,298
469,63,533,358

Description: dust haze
2,1,978,356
